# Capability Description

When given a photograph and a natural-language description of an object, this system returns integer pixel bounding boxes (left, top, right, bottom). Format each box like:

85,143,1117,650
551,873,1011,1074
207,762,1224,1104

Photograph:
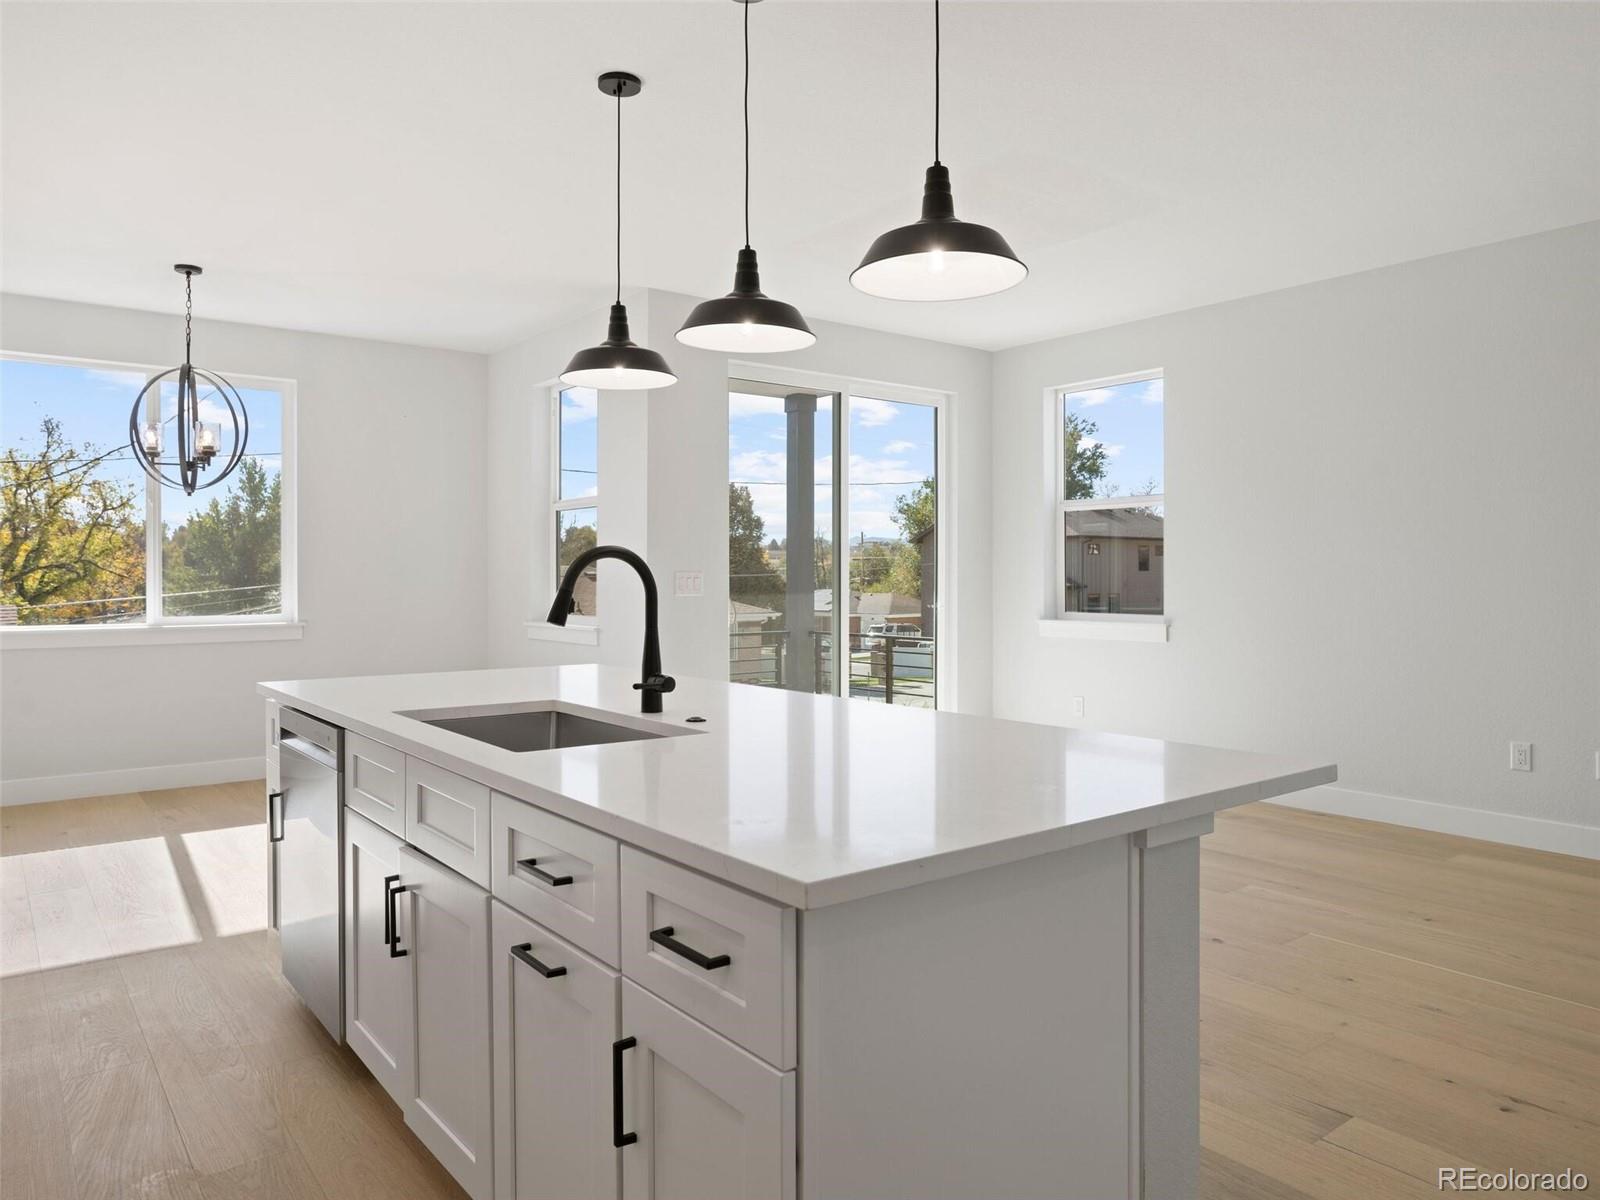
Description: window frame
727,363,952,709
1051,368,1167,637
551,383,599,628
0,349,298,643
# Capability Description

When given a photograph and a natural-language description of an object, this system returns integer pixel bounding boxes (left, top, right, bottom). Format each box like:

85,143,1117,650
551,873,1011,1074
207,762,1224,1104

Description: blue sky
1,356,283,525
729,389,936,545
1063,376,1164,497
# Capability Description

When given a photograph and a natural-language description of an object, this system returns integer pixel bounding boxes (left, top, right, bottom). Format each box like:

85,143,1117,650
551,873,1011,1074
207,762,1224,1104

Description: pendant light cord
184,272,193,364
933,0,941,165
743,0,751,249
615,83,623,305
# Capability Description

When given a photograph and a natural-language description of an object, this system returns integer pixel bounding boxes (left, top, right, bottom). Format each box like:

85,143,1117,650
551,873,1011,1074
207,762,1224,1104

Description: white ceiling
3,2,1596,355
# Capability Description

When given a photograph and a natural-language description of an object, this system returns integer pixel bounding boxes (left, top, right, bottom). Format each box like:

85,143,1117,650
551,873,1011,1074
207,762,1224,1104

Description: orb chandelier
128,264,249,495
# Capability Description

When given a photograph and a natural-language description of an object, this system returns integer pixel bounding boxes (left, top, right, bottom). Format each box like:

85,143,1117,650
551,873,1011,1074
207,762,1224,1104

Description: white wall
989,223,1600,854
1,293,489,800
486,288,995,714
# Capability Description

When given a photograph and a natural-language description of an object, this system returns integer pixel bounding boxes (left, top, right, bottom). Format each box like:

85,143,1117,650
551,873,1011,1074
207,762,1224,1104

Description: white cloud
851,397,898,427
729,391,783,419
1139,380,1164,405
847,453,918,485
883,439,918,454
561,388,598,425
1068,387,1117,408
1081,436,1125,459
729,449,789,484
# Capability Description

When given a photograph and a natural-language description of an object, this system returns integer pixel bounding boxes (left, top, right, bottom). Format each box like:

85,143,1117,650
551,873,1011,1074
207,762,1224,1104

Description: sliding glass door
728,377,941,708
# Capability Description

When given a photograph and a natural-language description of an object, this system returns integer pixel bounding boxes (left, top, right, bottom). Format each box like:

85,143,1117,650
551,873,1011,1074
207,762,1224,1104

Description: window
553,385,599,620
1,352,294,628
728,377,941,708
1057,371,1163,619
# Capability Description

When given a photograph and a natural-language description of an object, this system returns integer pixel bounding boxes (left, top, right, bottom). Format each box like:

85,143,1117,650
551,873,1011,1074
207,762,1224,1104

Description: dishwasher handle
267,791,285,842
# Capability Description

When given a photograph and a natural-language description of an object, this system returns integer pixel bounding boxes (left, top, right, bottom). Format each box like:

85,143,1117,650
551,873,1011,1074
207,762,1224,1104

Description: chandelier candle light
561,72,677,391
128,264,249,495
850,0,1027,301
676,0,815,353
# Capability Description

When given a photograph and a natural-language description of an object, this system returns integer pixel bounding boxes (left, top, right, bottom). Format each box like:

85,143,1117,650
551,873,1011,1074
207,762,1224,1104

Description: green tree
0,417,145,622
163,457,281,615
728,484,782,601
557,519,598,572
892,479,936,543
1064,412,1109,500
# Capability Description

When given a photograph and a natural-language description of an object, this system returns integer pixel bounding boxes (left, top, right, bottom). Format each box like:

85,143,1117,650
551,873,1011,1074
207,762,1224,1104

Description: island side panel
799,835,1134,1200
1135,817,1210,1200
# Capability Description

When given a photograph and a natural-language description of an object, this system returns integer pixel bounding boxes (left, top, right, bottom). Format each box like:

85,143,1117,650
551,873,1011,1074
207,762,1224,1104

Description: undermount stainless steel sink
397,703,684,753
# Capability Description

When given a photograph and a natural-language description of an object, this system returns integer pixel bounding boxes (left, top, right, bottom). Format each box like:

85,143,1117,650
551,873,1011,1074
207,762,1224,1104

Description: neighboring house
1062,507,1164,614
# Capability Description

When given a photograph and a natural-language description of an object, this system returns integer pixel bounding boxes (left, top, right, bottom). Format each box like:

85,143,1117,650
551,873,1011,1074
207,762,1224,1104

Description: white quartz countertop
259,665,1335,909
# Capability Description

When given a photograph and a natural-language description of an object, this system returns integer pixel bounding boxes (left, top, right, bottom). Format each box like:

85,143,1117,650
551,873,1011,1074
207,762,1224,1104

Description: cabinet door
401,844,494,1200
491,900,619,1200
619,980,794,1200
344,810,414,1108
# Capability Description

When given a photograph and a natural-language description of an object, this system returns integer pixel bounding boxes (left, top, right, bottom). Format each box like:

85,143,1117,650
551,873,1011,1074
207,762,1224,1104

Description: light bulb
928,249,946,274
141,424,162,456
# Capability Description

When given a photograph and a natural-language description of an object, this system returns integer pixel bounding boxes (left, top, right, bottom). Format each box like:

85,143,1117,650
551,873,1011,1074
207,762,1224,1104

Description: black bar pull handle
612,1036,638,1147
516,857,574,887
510,942,567,978
386,876,409,958
267,791,285,843
648,926,731,971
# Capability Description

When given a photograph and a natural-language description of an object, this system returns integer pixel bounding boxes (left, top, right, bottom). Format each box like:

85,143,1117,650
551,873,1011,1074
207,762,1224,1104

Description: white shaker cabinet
400,843,494,1200
490,900,620,1200
619,980,795,1200
343,810,414,1108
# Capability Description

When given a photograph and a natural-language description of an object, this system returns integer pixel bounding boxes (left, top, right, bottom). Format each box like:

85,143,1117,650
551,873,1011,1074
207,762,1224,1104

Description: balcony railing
729,627,934,707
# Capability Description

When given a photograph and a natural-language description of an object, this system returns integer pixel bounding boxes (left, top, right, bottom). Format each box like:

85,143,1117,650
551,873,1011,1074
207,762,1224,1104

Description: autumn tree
0,418,144,623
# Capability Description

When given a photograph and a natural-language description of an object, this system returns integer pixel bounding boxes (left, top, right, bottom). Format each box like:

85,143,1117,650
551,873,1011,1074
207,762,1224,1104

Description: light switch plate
674,570,704,598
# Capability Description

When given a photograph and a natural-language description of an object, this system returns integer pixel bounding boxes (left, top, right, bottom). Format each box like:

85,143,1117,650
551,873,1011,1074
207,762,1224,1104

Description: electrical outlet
1072,696,1086,719
674,570,704,598
1509,741,1532,772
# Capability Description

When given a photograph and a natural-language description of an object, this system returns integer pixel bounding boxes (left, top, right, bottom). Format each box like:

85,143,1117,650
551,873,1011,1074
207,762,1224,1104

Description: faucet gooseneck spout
547,545,676,714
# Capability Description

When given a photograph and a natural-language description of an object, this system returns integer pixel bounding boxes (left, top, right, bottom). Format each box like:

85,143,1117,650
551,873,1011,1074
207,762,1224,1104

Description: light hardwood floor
1,785,1595,1199
1,782,467,1200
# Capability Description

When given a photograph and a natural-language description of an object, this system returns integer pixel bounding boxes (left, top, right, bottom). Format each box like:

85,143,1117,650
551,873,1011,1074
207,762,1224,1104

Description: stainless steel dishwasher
271,707,344,1042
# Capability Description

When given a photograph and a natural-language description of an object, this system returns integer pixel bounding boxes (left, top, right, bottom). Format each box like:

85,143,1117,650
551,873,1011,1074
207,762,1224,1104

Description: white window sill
526,620,600,646
1,621,305,650
1038,616,1169,643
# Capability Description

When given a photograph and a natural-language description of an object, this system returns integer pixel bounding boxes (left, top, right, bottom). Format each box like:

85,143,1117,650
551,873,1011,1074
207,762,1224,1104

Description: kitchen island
259,664,1335,1200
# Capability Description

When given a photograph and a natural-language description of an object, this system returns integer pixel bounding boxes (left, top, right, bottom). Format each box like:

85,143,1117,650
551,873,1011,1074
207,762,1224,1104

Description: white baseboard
1268,785,1600,860
0,757,266,807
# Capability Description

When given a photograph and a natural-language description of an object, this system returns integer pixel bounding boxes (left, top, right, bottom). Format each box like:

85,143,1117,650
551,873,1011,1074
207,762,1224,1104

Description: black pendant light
562,72,677,390
127,264,249,495
677,0,815,353
850,0,1026,301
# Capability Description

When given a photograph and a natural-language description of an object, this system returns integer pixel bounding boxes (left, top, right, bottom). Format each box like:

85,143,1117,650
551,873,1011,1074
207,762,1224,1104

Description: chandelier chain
184,272,193,363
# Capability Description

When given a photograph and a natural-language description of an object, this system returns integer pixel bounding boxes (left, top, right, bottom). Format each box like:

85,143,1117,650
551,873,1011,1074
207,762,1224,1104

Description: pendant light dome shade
562,303,678,390
850,0,1026,302
675,0,814,354
562,71,676,391
851,164,1027,301
677,248,816,353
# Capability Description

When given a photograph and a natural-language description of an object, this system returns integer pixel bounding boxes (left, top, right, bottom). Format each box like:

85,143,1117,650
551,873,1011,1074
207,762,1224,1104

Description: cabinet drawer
621,848,795,1069
491,795,620,967
405,758,492,888
345,733,406,837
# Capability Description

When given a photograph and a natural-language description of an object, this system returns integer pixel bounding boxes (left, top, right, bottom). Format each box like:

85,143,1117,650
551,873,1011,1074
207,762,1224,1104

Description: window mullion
144,377,162,624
